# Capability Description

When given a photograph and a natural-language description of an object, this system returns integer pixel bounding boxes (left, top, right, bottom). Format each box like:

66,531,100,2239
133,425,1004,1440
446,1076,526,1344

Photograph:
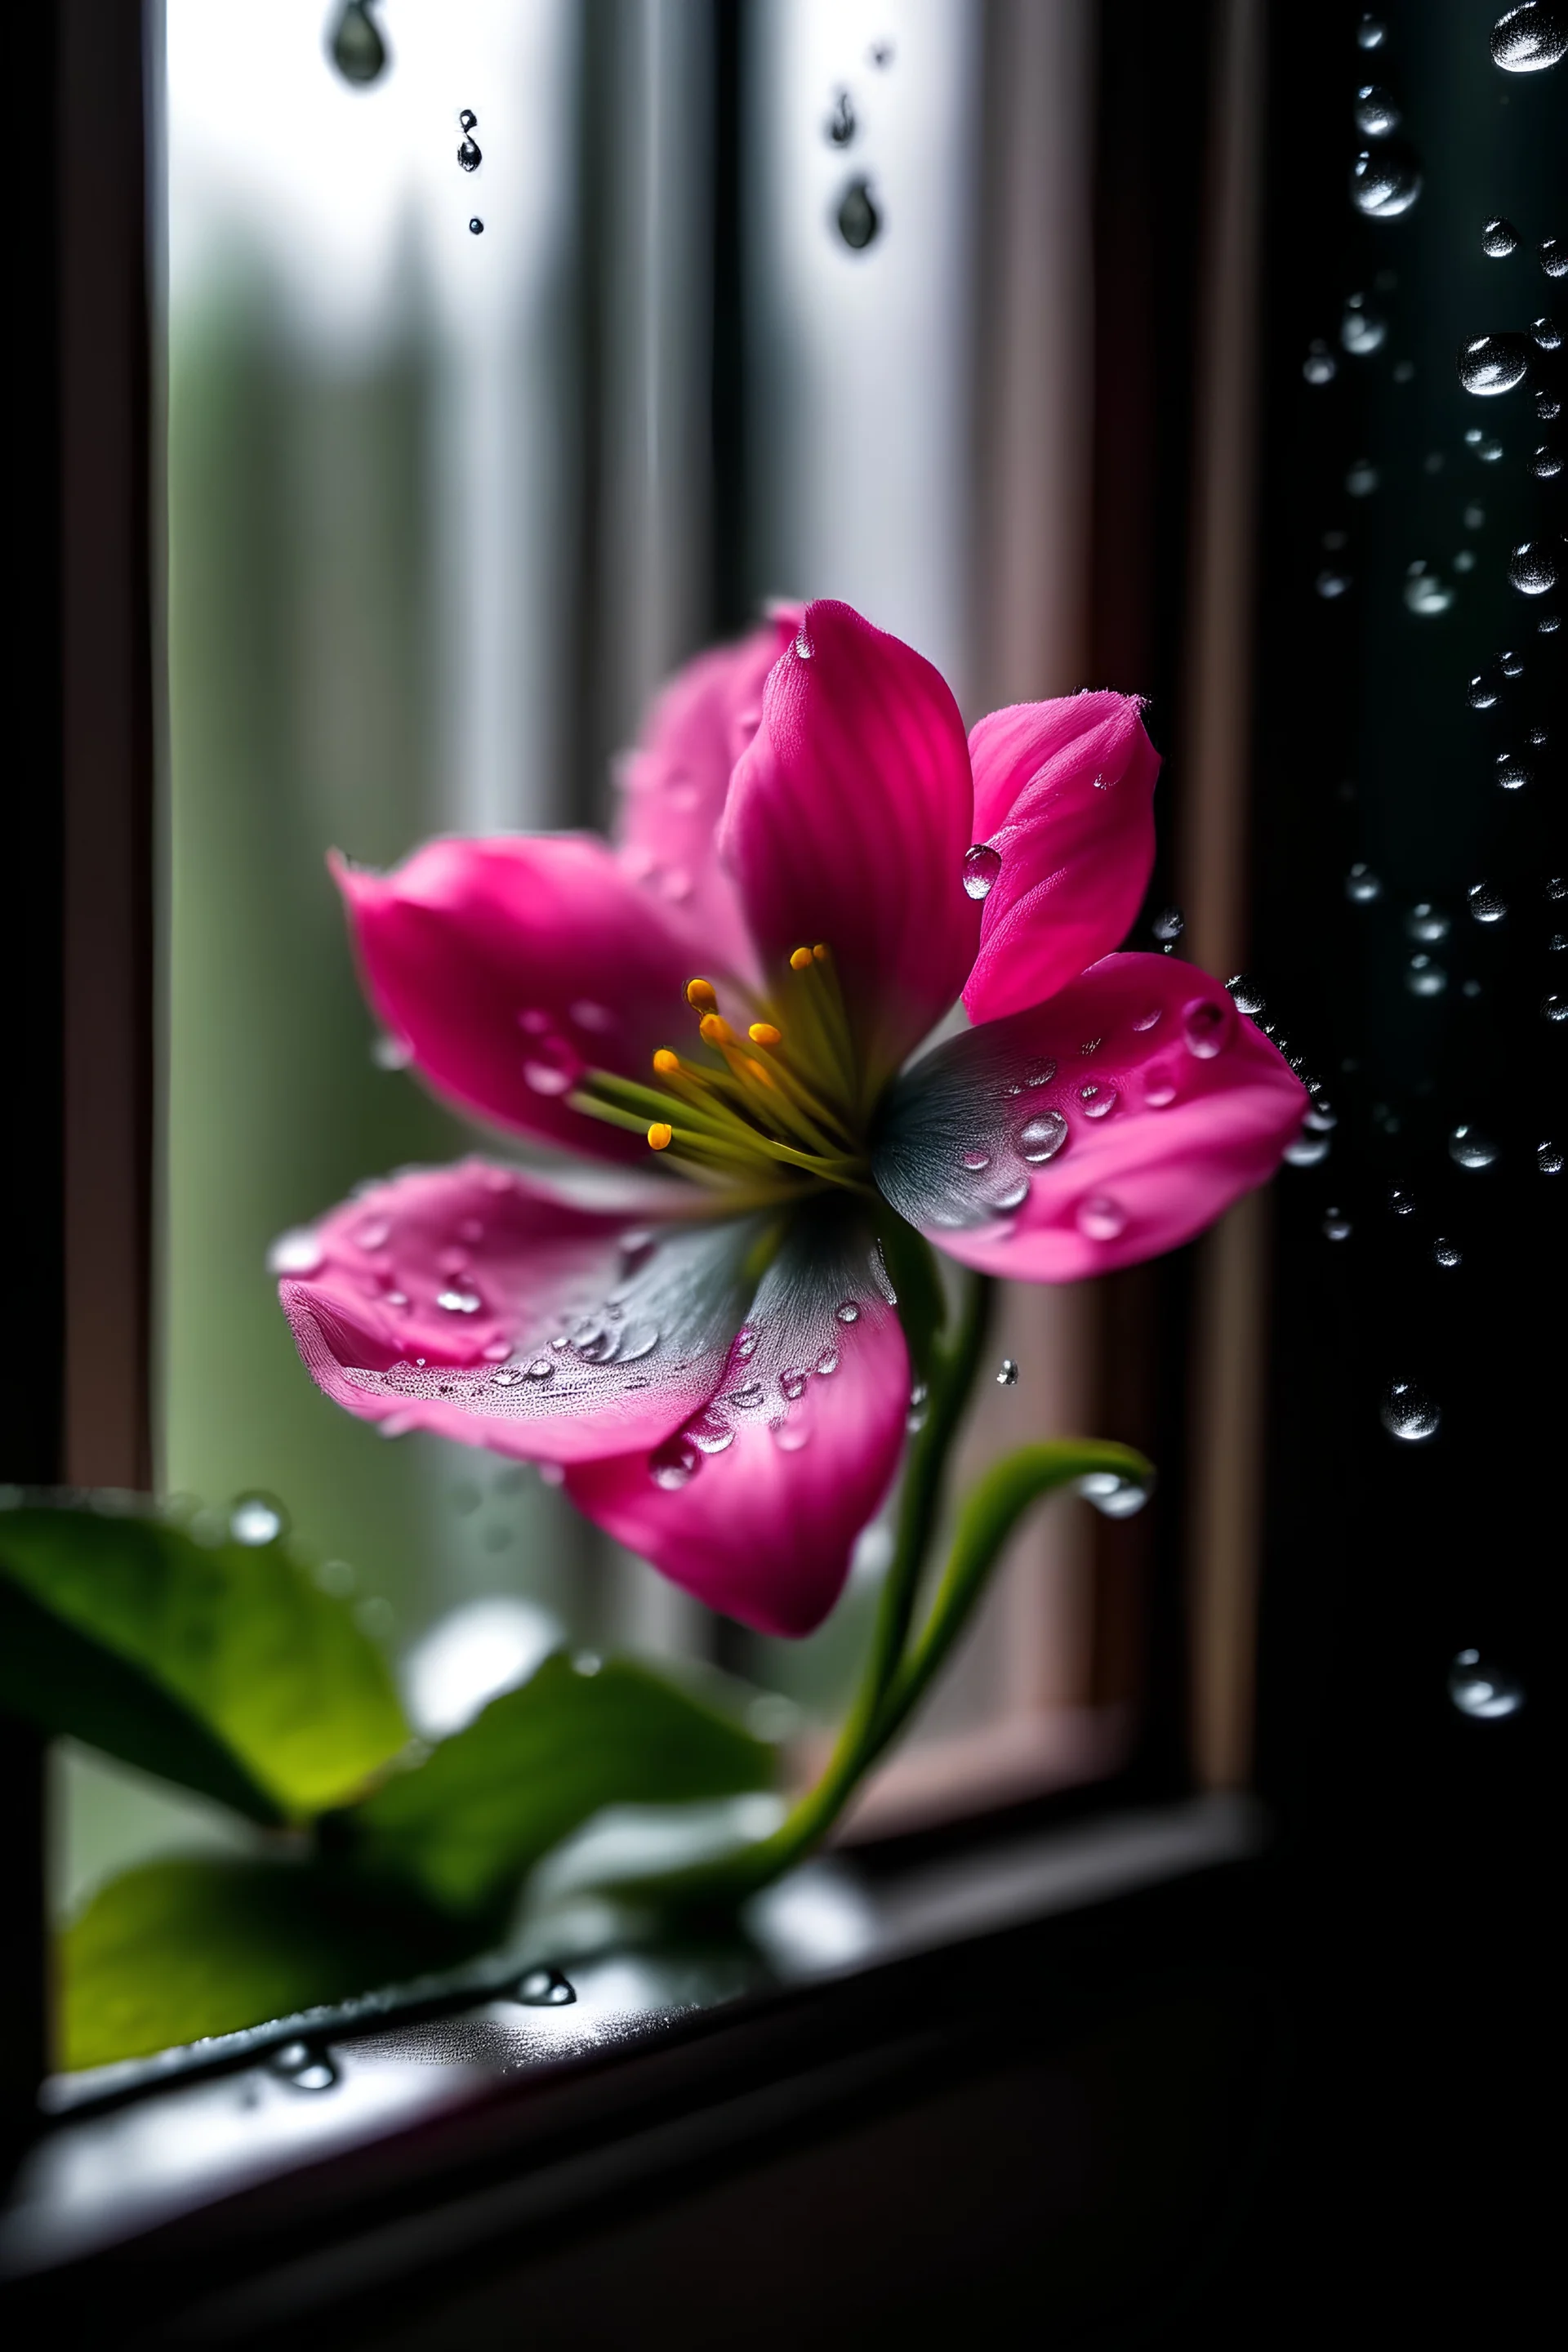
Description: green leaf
341,1654,775,1921
0,1501,408,1820
60,1857,475,2071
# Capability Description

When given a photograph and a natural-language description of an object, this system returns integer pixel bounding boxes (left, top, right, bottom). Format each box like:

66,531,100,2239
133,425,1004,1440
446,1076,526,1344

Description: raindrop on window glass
1481,216,1521,256
1490,4,1568,74
836,177,880,252
1351,144,1422,218
1541,237,1568,278
1457,334,1531,395
1381,1381,1440,1442
1353,85,1400,135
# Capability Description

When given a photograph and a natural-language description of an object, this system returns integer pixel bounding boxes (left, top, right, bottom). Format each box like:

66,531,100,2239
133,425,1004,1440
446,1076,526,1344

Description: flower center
571,944,872,1203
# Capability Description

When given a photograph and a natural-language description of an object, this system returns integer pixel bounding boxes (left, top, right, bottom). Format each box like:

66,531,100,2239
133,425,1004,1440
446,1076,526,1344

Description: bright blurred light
402,1596,561,1737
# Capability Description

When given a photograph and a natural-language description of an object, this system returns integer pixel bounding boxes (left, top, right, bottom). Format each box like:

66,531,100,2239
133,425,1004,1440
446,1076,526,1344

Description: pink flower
279,603,1307,1637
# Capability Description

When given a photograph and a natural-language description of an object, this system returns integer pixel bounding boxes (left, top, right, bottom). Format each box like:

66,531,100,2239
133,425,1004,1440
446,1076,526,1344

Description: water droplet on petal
996,1357,1019,1387
1381,1380,1440,1441
961,1148,991,1171
230,1494,286,1547
835,1301,860,1324
1449,1124,1499,1169
437,1288,482,1315
815,1346,839,1375
773,1419,811,1452
1448,1648,1524,1719
1018,1110,1069,1162
648,1436,700,1490
1183,1000,1229,1058
1227,973,1267,1015
1131,1005,1163,1031
962,844,1002,899
1026,1062,1057,1087
270,2039,338,2091
793,627,813,660
1077,1194,1127,1241
269,1228,325,1276
779,1368,808,1402
991,1177,1031,1213
515,1966,575,2007
1490,4,1567,73
1145,1078,1178,1108
725,1383,764,1412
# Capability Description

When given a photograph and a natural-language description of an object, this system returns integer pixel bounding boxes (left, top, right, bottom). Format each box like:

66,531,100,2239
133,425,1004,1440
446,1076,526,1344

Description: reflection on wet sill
2,1793,1265,2278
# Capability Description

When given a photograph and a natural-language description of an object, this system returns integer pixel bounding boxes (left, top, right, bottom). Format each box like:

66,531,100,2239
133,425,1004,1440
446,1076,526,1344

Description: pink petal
614,615,800,977
962,693,1160,1026
332,836,700,1160
567,1214,908,1637
719,601,981,1085
874,954,1309,1281
278,1159,760,1463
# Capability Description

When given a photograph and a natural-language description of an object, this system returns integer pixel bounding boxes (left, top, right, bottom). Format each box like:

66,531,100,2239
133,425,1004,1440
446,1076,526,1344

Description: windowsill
2,1790,1265,2285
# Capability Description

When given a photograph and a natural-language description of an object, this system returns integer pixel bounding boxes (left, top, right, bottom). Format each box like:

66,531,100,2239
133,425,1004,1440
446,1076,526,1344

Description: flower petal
719,600,981,1083
875,955,1308,1281
332,836,699,1159
278,1159,762,1463
615,616,800,977
962,693,1160,1026
567,1209,908,1637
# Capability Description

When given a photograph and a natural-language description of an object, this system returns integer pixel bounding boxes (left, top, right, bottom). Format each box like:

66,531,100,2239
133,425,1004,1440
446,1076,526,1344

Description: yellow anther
652,1049,681,1077
812,943,830,963
647,1121,674,1151
685,977,718,1011
748,1022,782,1048
789,947,814,973
698,1012,735,1047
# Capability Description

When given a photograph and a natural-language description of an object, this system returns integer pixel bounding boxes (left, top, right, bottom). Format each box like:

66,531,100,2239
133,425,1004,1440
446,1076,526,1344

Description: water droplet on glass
1381,1380,1440,1441
1353,84,1400,135
1404,564,1455,616
457,136,482,172
329,1,387,87
648,1436,700,1490
1541,236,1568,278
1544,994,1568,1021
1481,216,1521,256
1346,457,1380,496
996,1357,1019,1387
1322,1208,1353,1241
516,1965,575,2007
962,844,1002,899
230,1494,286,1547
1467,882,1507,923
1496,758,1531,790
1346,862,1383,902
1448,1649,1523,1719
1405,902,1450,942
1303,341,1337,384
825,89,856,145
1490,4,1567,73
1018,1110,1069,1163
1341,296,1387,354
1183,1000,1228,1058
836,176,880,251
835,1301,860,1324
268,1227,324,1276
1077,1195,1127,1241
1351,143,1422,218
1530,443,1563,477
1077,1468,1152,1517
271,2039,339,2091
1449,1124,1499,1169
1539,390,1563,418
1468,673,1499,707
1532,315,1562,350
1152,906,1185,944
1457,333,1531,395
1538,1138,1566,1173
1388,1185,1417,1215
1508,538,1561,594
1432,1236,1463,1268
469,217,483,235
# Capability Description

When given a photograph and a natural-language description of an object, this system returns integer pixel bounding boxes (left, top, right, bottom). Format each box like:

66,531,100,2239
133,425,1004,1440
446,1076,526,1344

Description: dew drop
1077,1083,1118,1119
1322,1209,1353,1241
960,1148,992,1171
1026,1062,1058,1087
793,628,813,661
516,1965,575,2007
1380,1380,1440,1441
725,1382,764,1412
230,1494,286,1547
996,1357,1019,1387
1490,4,1567,72
815,1346,839,1375
1131,1005,1164,1031
735,1325,759,1357
1346,862,1383,902
1543,237,1568,277
457,136,482,172
1018,1110,1069,1162
1496,758,1531,790
1388,1186,1417,1216
491,1366,523,1387
1533,314,1562,349
1152,906,1185,944
1508,539,1561,594
437,1288,482,1315
1145,1078,1178,1108
1077,1194,1127,1241
1227,974,1267,1015
1351,143,1422,218
523,1358,555,1381
1449,1125,1499,1169
1405,902,1450,942
1183,1000,1229,1058
270,2040,338,2092
1432,1236,1463,1268
779,1369,808,1402
962,844,1002,899
1531,443,1564,476
648,1435,700,1490
773,1419,811,1453
268,1227,324,1276
1077,1468,1152,1517
1468,673,1499,707
1481,216,1521,256
836,176,880,252
1352,85,1399,135
991,1177,1031,1213
835,1301,860,1324
1467,882,1507,923
1457,333,1531,394
329,1,387,87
